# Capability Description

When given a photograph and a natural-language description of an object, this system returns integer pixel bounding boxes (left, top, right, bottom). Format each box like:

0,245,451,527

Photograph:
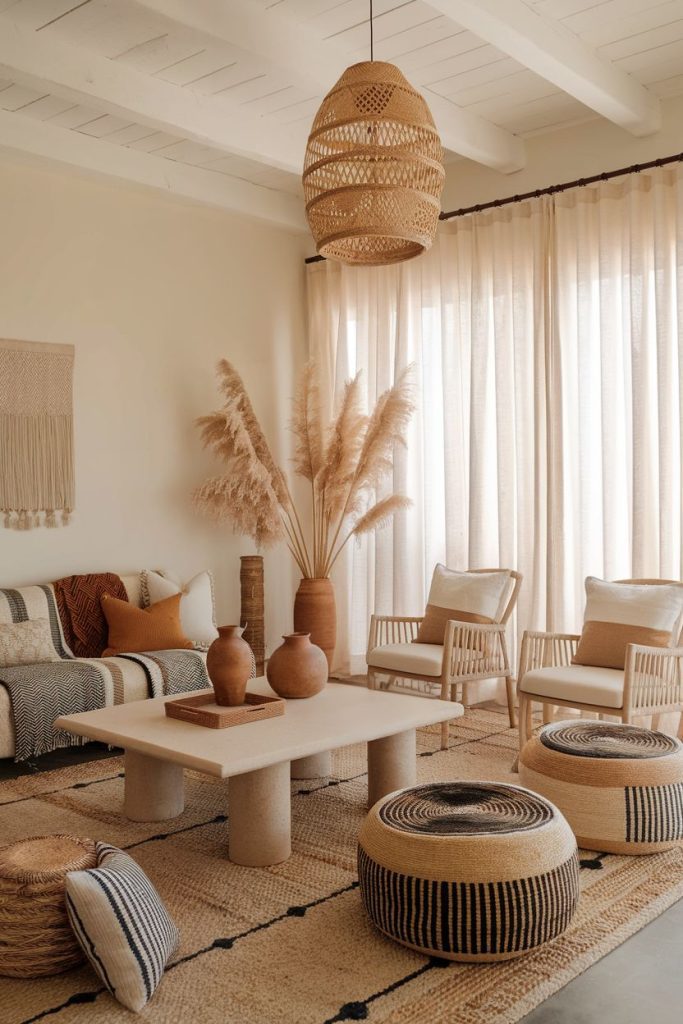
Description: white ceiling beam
427,0,661,137
136,0,526,173
0,20,303,173
0,108,307,232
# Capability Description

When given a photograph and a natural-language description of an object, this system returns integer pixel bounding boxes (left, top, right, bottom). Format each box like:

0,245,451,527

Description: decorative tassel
2,509,10,529
45,509,57,528
62,508,72,526
17,510,27,530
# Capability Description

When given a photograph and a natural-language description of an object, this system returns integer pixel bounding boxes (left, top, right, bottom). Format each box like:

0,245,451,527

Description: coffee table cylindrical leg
367,729,416,809
291,751,331,779
124,750,184,822
228,762,291,866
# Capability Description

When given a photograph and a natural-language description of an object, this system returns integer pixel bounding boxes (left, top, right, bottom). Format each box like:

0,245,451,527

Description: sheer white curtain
307,165,683,675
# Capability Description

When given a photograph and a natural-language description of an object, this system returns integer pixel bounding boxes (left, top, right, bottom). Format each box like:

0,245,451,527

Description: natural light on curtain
306,164,683,675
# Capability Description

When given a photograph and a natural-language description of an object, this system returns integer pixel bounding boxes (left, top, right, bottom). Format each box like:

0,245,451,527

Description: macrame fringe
1,508,73,530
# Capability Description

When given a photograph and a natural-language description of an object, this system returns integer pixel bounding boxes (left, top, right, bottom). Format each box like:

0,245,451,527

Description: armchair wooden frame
367,570,522,750
517,579,683,750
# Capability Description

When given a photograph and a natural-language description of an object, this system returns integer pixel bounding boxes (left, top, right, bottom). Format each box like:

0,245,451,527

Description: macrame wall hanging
0,339,75,529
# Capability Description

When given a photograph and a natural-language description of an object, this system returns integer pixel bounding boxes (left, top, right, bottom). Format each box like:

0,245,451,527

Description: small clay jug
206,625,253,707
266,632,327,699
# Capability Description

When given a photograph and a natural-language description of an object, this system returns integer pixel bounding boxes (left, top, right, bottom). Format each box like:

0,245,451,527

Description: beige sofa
0,573,207,760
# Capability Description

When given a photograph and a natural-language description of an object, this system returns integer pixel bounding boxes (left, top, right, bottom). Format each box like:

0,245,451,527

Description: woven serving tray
164,691,285,729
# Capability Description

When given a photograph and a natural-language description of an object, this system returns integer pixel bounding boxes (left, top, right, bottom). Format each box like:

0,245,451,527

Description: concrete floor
523,896,683,1023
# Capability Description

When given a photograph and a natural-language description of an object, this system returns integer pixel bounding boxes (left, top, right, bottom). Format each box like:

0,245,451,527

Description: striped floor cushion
358,782,579,962
65,843,179,1012
519,720,683,854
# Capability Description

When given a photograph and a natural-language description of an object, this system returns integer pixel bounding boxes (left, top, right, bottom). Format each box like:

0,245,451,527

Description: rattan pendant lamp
303,1,445,266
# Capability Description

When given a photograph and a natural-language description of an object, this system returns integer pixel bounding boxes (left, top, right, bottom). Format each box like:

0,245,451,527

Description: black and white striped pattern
358,847,580,960
65,842,179,1013
0,584,211,760
625,784,683,844
120,649,211,697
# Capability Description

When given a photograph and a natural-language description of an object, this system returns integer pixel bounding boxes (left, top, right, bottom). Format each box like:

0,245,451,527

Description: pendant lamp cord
370,0,374,60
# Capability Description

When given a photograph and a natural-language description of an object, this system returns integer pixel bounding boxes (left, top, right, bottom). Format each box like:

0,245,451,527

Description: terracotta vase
206,625,253,707
266,633,327,699
293,577,336,672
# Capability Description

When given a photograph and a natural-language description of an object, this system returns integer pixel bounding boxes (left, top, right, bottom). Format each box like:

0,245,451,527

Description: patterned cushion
0,618,61,667
573,577,683,669
0,584,71,657
415,565,510,644
65,842,179,1012
141,570,218,649
101,593,193,657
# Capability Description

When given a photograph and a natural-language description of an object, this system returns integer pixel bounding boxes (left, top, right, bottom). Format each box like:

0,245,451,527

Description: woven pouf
519,720,683,855
0,834,97,978
358,781,579,962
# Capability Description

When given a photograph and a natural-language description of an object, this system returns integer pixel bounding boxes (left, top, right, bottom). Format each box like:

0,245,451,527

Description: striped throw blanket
0,584,210,761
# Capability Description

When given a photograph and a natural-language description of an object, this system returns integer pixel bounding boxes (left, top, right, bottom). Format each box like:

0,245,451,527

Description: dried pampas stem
326,495,412,575
194,357,415,580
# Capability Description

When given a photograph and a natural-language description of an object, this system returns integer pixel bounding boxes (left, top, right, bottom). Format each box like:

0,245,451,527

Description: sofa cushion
0,618,61,668
101,593,193,657
0,583,71,657
141,570,217,649
573,577,683,670
415,566,510,644
520,665,625,709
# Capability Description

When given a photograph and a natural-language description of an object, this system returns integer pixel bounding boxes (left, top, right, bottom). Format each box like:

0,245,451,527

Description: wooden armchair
366,570,522,749
517,579,683,750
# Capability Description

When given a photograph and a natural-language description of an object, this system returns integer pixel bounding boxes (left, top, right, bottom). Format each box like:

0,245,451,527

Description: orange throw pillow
101,593,193,657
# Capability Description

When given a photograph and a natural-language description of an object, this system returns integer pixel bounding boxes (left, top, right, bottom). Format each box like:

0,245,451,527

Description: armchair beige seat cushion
367,643,485,677
520,665,625,710
367,642,444,676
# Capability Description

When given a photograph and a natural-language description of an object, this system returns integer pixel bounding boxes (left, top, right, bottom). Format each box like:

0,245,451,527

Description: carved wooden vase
266,633,328,699
293,577,336,672
206,625,253,707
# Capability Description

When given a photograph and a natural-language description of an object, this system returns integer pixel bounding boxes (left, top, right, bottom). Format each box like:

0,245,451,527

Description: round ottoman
358,781,579,962
0,834,97,978
519,720,683,855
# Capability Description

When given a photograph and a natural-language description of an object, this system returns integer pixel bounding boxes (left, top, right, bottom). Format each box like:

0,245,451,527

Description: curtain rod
304,150,683,264
439,150,683,220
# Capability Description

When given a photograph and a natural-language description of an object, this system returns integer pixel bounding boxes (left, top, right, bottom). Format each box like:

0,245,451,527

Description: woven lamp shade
303,61,445,266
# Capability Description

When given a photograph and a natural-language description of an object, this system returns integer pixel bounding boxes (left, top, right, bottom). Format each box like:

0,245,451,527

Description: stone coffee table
56,679,462,868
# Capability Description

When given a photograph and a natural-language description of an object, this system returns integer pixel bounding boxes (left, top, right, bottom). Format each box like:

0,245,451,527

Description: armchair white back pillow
141,571,218,649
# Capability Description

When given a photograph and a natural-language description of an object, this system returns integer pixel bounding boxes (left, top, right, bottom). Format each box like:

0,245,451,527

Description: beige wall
442,93,683,212
0,157,309,652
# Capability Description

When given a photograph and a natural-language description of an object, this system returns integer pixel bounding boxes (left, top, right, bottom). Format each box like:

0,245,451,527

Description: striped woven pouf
519,720,683,855
358,782,579,962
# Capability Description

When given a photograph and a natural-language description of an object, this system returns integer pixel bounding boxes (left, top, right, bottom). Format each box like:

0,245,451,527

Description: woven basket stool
519,720,683,855
358,781,579,962
0,834,97,978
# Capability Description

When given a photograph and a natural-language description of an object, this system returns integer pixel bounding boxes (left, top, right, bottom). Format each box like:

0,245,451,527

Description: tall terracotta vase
206,625,252,707
293,577,336,672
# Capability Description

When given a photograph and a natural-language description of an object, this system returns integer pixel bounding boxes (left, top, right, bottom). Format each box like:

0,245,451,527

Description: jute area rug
2,708,683,1024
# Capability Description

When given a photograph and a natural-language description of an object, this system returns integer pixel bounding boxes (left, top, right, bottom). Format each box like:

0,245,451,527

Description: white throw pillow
142,570,218,649
573,576,683,669
0,618,61,667
66,842,179,1013
416,565,511,644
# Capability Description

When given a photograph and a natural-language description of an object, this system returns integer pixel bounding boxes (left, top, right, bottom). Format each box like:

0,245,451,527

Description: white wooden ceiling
0,0,681,231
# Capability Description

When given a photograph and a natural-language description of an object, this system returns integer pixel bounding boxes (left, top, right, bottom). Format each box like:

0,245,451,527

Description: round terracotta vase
266,633,328,699
293,577,336,672
206,625,253,707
